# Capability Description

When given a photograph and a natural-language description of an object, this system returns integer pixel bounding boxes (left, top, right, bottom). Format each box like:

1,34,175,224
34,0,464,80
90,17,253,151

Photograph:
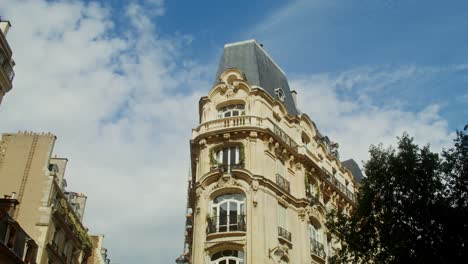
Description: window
309,180,319,198
218,104,245,118
309,224,323,244
309,223,326,258
276,159,285,177
275,88,286,102
210,250,244,264
209,194,246,233
278,204,287,229
216,146,241,169
276,159,290,193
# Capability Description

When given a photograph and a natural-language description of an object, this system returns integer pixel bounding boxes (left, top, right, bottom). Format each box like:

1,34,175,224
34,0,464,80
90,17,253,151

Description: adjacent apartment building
178,40,363,263
0,132,92,264
0,19,15,106
0,196,38,264
86,235,111,264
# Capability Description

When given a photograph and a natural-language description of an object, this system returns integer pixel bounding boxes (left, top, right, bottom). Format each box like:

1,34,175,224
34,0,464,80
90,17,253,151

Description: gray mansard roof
342,159,365,183
215,40,300,116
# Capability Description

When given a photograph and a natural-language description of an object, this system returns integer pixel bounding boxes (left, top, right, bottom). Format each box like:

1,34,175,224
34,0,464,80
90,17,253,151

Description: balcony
278,226,292,242
211,163,245,173
0,213,37,264
324,172,356,203
276,173,290,193
310,238,326,259
0,34,14,91
207,215,246,234
196,115,264,135
273,123,298,150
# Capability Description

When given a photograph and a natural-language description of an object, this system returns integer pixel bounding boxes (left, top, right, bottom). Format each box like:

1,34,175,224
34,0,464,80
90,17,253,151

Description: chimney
0,195,19,216
291,90,298,107
0,20,11,36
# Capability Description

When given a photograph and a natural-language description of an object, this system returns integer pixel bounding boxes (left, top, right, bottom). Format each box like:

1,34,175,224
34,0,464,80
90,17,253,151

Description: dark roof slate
342,159,365,183
215,40,299,115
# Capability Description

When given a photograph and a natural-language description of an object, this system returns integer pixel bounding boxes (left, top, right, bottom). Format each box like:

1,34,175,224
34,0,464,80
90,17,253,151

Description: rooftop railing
198,115,263,134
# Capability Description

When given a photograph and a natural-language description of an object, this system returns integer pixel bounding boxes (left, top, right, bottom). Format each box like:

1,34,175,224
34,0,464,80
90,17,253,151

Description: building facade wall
188,67,357,263
0,132,92,264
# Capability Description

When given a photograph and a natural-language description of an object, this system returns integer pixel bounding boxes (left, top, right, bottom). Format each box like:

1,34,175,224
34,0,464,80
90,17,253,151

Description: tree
327,129,468,263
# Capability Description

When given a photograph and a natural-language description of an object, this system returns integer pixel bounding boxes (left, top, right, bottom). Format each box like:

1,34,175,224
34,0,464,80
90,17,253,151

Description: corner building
185,40,362,263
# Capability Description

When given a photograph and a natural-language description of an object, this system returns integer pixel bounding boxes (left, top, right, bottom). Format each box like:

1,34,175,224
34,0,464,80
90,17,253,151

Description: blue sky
0,0,466,263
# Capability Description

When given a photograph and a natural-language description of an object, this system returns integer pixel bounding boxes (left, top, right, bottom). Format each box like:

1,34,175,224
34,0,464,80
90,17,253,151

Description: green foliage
239,144,245,164
304,173,311,196
326,130,468,263
57,198,93,251
209,148,218,166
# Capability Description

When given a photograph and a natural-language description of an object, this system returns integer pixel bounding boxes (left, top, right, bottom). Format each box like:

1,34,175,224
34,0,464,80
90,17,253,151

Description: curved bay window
218,104,245,118
210,250,245,264
208,194,246,234
309,223,326,258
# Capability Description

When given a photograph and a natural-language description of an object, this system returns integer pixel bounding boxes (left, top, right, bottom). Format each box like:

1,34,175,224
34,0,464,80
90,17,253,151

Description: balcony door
211,194,245,233
216,146,240,170
210,250,245,264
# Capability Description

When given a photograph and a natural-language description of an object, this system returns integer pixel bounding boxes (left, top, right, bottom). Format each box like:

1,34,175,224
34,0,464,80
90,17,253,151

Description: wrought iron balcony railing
207,215,246,234
310,238,326,258
278,226,292,242
324,172,356,202
273,123,298,150
276,173,290,193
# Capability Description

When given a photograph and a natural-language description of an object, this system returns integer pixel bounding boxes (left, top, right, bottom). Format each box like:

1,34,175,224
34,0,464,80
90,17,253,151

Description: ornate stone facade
181,40,360,264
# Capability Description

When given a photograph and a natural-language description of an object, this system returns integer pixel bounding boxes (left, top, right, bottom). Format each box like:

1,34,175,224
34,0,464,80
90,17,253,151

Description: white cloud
0,0,210,263
291,68,455,168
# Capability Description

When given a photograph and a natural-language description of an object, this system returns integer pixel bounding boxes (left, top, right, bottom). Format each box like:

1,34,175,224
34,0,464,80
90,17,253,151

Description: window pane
232,110,239,116
225,112,231,117
230,147,236,165
223,150,229,165
278,205,286,228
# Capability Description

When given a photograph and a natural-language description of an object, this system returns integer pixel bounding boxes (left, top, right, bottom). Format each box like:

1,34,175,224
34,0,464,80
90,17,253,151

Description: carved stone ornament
199,138,207,147
213,175,242,190
295,163,302,170
219,82,239,98
223,133,230,139
196,187,204,201
249,131,258,138
251,180,259,191
298,208,307,221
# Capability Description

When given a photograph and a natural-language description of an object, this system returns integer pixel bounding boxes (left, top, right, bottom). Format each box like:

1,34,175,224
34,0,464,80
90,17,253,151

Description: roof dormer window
275,88,285,102
218,104,245,118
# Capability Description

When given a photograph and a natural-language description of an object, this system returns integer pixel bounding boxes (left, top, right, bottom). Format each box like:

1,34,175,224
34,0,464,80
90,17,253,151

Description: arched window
309,179,319,199
209,194,246,233
218,104,245,118
309,223,326,258
210,250,245,264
